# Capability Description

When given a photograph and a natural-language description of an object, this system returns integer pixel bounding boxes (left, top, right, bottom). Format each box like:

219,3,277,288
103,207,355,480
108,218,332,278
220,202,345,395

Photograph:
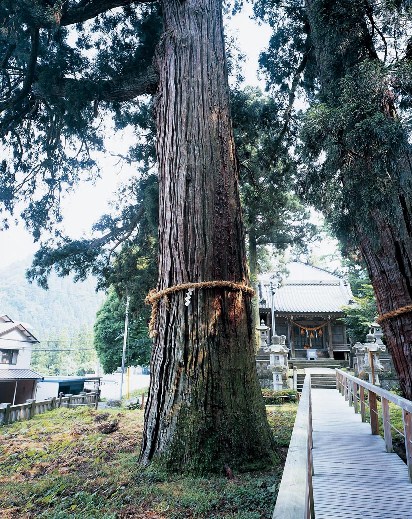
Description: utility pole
269,275,280,341
119,293,130,401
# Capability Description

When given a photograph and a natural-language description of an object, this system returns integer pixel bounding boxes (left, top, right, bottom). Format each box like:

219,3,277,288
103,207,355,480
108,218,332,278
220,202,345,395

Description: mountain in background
0,257,105,340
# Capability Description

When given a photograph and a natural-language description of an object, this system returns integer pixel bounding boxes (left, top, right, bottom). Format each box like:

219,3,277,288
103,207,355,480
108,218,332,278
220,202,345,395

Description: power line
32,348,96,352
0,337,37,343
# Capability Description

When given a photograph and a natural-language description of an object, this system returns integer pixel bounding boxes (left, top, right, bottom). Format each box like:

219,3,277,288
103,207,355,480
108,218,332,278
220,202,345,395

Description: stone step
296,374,337,391
289,360,347,369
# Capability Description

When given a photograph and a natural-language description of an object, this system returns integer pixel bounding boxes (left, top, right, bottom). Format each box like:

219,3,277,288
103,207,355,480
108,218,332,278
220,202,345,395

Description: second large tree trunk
140,0,274,473
305,0,412,399
359,207,412,399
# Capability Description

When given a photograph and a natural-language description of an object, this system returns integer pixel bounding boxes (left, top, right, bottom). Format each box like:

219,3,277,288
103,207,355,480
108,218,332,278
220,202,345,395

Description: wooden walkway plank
312,389,412,519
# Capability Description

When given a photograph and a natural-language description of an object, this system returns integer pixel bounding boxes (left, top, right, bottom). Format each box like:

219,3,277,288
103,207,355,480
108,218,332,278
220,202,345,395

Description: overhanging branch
22,0,158,28
40,64,159,102
61,0,157,26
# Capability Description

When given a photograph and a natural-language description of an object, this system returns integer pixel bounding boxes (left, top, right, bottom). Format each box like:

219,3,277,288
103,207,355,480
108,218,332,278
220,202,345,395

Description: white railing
336,369,412,482
0,392,99,426
273,374,314,519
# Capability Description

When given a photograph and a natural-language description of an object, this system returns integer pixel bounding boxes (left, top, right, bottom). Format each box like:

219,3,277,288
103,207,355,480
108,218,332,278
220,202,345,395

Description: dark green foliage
26,173,159,292
231,86,317,276
0,2,161,238
254,0,316,99
343,284,378,344
255,0,412,257
299,60,408,248
94,289,151,373
26,172,158,373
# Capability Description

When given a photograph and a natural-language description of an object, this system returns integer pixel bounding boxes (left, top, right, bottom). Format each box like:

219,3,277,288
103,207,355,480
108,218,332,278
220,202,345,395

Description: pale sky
0,6,272,269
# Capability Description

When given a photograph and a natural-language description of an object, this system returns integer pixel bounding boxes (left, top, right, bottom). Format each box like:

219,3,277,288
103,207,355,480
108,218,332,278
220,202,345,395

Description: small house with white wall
0,314,42,404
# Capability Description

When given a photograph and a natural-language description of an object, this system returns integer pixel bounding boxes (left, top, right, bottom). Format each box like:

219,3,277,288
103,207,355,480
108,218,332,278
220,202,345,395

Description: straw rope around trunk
145,281,255,337
376,304,412,324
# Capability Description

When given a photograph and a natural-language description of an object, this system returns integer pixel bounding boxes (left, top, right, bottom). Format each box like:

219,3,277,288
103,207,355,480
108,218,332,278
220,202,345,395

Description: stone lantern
268,335,289,390
256,320,269,350
370,322,384,346
353,329,386,384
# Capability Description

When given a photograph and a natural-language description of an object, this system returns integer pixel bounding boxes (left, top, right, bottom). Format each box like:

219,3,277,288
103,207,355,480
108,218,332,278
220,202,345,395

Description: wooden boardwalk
312,388,412,519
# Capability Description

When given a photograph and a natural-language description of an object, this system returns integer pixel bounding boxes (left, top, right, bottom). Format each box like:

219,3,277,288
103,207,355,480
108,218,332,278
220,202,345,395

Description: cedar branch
43,64,159,102
22,0,158,28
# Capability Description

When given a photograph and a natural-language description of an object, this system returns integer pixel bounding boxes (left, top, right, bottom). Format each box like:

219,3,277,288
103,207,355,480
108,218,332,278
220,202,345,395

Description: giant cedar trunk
140,0,273,472
358,207,412,399
305,0,412,399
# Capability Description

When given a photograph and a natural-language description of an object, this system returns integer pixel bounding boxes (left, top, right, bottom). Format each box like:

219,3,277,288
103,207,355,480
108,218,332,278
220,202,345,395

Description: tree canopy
231,87,316,276
255,0,412,398
1,0,279,472
94,288,151,373
6,0,412,465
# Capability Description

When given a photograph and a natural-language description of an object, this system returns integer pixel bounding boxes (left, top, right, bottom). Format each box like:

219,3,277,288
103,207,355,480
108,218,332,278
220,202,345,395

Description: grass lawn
0,403,297,518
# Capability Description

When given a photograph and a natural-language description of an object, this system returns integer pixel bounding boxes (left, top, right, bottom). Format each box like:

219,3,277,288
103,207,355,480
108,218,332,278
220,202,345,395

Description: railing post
344,378,349,401
403,410,412,482
381,398,393,453
26,399,36,419
4,403,11,425
369,391,379,435
353,382,359,414
360,386,366,422
348,381,354,407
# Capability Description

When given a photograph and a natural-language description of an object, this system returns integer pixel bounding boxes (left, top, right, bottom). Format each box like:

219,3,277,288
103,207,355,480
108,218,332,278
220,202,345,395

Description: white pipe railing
336,369,412,482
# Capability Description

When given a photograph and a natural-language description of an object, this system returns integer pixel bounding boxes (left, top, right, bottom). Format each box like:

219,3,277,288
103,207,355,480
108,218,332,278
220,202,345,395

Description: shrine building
258,262,354,360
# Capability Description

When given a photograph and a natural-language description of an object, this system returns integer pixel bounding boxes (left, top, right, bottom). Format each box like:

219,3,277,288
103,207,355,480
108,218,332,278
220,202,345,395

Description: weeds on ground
0,403,297,518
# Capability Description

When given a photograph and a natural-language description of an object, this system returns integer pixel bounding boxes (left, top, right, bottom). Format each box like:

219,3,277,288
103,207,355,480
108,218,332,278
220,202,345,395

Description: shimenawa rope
145,280,255,337
290,321,327,332
376,304,412,324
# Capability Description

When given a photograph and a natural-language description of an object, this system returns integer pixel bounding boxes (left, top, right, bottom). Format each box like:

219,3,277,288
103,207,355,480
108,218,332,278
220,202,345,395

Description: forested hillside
0,258,104,340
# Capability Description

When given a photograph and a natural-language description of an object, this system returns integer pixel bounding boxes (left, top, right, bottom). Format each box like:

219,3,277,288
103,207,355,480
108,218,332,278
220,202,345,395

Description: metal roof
0,369,43,380
0,322,39,343
259,262,354,314
41,376,101,383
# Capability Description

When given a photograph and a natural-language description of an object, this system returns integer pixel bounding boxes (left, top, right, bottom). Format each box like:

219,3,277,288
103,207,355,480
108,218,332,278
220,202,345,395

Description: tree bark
305,0,412,399
358,207,412,399
140,0,273,473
